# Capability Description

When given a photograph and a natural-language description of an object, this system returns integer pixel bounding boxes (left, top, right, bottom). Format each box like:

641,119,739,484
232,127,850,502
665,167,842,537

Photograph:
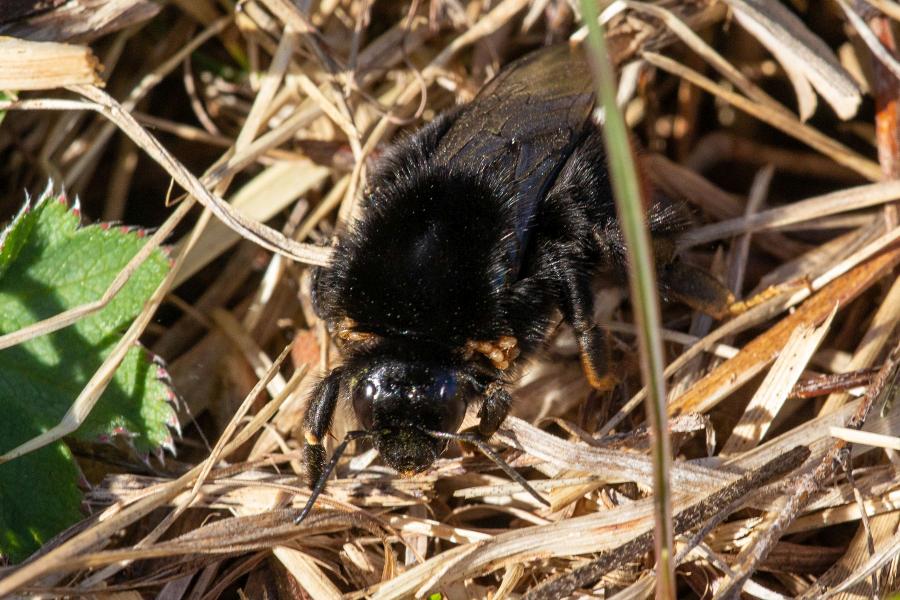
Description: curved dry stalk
0,91,332,266
67,84,331,265
63,15,234,187
642,52,881,180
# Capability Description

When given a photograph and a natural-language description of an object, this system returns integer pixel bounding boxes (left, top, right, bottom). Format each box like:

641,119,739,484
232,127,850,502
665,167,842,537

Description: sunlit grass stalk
577,2,675,597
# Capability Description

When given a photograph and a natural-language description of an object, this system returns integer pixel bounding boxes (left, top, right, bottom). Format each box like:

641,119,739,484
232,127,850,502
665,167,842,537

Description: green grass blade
577,5,676,597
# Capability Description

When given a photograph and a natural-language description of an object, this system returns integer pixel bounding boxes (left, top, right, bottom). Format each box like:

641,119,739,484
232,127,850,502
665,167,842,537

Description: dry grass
1,0,899,598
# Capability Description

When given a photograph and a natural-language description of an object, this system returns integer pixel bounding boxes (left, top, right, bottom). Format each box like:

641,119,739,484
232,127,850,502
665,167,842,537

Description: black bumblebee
298,43,733,519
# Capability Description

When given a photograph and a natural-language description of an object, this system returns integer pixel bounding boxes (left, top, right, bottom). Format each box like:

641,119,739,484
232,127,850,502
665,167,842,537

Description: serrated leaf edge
150,348,182,457
88,346,182,460
1,182,83,249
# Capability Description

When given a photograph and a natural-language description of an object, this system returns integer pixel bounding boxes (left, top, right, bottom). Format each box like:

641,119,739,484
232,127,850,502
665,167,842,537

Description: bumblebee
299,44,733,519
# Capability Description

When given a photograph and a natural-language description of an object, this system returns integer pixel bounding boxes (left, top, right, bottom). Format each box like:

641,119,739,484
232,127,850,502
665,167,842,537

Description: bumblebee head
349,358,469,474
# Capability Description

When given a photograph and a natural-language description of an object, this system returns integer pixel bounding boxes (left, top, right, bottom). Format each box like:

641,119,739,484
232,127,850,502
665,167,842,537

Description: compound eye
433,377,456,402
352,379,378,429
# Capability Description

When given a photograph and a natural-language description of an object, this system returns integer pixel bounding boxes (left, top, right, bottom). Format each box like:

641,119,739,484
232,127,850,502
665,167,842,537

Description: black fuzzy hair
314,115,519,348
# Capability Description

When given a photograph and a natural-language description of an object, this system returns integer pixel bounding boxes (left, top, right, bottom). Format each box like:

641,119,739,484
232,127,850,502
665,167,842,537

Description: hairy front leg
303,368,343,487
557,265,618,391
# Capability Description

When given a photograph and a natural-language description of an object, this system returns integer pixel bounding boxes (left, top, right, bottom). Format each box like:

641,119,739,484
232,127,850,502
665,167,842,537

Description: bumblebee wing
436,44,595,258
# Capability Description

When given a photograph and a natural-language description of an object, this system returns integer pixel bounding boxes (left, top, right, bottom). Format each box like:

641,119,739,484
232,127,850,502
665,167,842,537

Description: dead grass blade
837,0,900,82
722,0,862,120
818,274,900,415
720,310,836,456
499,417,736,493
272,546,343,600
603,222,898,435
669,245,900,417
714,344,900,597
680,178,900,248
644,153,807,260
820,527,900,598
522,446,811,600
68,84,331,266
643,52,881,180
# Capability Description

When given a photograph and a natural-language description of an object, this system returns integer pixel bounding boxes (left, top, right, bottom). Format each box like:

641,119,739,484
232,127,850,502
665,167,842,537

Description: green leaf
0,187,175,563
0,442,82,564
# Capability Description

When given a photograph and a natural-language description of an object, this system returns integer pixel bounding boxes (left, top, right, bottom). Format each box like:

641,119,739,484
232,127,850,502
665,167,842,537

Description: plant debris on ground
0,0,899,598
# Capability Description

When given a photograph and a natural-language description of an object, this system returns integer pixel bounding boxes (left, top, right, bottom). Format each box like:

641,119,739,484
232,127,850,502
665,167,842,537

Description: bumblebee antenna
295,430,371,525
423,429,550,507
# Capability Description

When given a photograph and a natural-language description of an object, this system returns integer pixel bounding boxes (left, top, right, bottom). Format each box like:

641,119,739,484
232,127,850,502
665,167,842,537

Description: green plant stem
577,3,675,598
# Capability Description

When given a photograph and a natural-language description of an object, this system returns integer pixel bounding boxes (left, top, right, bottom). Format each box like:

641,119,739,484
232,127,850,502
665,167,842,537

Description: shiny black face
349,358,469,474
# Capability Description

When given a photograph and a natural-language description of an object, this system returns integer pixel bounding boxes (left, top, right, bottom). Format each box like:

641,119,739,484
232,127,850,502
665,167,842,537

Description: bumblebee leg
657,260,735,320
477,381,512,437
303,368,344,487
577,326,617,391
559,268,618,391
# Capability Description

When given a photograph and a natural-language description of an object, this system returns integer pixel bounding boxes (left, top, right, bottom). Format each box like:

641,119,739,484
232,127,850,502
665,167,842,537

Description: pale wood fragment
0,36,100,89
